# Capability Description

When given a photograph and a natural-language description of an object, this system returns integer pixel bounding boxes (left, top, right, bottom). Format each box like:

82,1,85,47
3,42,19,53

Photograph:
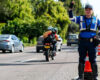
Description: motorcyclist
43,27,59,56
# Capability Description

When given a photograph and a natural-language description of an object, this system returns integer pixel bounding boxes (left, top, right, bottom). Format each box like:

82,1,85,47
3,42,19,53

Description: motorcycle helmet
54,28,58,33
52,28,56,33
47,26,53,31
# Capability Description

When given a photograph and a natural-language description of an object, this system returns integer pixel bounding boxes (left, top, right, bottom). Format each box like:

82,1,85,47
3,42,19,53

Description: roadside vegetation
0,0,84,46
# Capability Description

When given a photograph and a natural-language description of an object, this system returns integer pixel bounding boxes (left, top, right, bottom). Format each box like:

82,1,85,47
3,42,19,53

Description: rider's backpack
44,33,56,43
49,33,56,43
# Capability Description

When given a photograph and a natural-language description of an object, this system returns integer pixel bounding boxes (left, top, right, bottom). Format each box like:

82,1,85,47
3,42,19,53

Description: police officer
68,2,100,80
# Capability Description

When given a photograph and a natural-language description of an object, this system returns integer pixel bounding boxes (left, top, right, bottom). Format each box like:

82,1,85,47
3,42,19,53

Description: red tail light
47,43,50,45
45,43,47,45
3,40,10,42
45,43,50,45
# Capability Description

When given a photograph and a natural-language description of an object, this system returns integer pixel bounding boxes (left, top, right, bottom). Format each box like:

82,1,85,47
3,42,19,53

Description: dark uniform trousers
78,39,96,64
78,39,98,79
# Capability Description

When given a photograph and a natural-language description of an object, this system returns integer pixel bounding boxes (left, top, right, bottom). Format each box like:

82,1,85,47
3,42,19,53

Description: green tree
66,22,79,38
0,0,72,44
1,0,35,43
31,0,71,40
60,0,85,16
59,0,84,36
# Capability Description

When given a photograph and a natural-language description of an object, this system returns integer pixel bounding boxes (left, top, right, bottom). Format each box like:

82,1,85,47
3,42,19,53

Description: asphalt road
0,44,100,80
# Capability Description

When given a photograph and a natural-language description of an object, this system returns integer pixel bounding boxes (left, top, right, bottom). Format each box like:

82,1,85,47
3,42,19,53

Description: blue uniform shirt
70,16,100,38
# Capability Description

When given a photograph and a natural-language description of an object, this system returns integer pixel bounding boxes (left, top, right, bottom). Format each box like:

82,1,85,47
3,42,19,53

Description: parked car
56,35,62,51
67,34,79,46
36,36,44,53
0,34,24,53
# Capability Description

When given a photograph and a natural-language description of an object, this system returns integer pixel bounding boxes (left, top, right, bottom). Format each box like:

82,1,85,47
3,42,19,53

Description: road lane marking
15,58,38,63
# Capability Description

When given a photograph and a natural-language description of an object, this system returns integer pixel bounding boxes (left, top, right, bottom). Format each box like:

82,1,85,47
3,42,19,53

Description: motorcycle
44,43,55,61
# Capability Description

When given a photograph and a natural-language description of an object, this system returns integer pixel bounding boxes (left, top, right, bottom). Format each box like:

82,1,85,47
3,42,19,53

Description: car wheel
55,47,57,51
20,45,24,52
2,50,6,53
10,45,15,53
67,43,69,46
67,43,71,46
36,49,40,53
58,46,62,51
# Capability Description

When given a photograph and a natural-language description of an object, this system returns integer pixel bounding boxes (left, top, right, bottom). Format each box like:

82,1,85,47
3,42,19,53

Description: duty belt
79,37,93,42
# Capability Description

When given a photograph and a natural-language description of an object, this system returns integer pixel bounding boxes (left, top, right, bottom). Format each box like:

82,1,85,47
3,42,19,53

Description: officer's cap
85,4,93,10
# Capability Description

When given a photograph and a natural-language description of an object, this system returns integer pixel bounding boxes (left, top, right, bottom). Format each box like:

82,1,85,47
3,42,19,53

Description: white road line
16,58,38,63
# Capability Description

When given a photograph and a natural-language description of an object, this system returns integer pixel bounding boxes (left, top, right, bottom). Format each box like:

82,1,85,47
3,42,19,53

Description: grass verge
23,43,35,47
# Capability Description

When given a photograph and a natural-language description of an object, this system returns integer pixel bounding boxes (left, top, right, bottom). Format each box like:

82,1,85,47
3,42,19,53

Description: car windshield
68,35,78,39
38,36,44,41
0,35,10,40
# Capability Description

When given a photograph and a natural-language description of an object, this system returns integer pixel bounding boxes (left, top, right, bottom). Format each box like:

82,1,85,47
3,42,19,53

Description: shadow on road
24,51,43,54
1,59,100,66
0,61,78,66
1,57,100,66
62,47,78,50
0,63,32,66
0,52,18,54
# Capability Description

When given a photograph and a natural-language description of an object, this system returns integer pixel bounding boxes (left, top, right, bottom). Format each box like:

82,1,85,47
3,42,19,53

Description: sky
81,0,100,19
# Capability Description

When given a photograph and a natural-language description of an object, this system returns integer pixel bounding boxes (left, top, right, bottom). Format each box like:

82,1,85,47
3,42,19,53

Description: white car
56,35,62,51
